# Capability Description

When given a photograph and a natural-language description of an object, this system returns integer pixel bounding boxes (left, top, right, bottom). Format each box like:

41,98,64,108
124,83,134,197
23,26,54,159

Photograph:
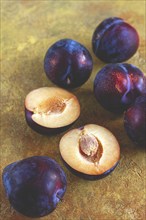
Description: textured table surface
1,1,146,220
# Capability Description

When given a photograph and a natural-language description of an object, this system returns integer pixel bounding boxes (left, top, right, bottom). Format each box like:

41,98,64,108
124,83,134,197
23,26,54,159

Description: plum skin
2,156,67,218
94,63,146,113
44,38,93,88
124,95,146,146
92,17,139,63
25,108,77,135
62,159,119,180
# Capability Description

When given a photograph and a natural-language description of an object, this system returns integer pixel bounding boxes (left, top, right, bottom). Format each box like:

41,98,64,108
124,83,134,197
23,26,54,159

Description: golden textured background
1,1,146,220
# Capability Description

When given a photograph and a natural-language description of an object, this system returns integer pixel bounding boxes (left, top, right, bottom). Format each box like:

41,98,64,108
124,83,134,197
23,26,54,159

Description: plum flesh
92,17,139,63
44,39,93,88
25,108,76,135
2,156,67,218
94,63,146,113
62,159,119,180
124,95,146,146
25,87,80,135
59,124,120,180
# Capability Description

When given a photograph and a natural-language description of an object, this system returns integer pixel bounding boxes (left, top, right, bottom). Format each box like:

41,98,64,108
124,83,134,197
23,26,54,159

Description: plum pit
79,134,99,157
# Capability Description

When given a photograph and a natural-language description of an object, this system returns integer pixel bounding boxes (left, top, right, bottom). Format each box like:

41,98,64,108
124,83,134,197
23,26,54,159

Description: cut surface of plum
59,124,120,177
25,87,80,134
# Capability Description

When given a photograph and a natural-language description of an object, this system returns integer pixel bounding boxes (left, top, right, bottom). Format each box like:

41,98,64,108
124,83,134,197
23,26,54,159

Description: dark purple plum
92,17,139,63
25,87,80,135
124,95,146,146
44,39,93,88
94,63,146,113
2,156,67,218
59,124,120,180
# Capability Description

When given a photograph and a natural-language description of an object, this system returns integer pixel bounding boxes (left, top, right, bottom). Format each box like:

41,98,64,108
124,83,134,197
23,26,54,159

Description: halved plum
25,87,80,135
59,124,120,180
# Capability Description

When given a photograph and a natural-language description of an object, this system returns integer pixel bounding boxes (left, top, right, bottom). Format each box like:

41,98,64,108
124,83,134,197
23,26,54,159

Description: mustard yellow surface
1,1,146,220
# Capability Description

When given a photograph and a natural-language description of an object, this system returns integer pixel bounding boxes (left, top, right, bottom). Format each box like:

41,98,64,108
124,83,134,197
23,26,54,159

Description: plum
44,39,93,88
124,95,146,146
62,159,119,181
25,87,80,135
59,124,120,180
2,156,67,218
92,17,139,63
94,63,146,113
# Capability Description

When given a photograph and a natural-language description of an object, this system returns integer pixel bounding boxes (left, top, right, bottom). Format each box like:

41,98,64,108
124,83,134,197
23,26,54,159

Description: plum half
94,63,146,113
44,39,93,89
92,17,139,63
25,87,80,135
59,124,120,180
124,95,146,146
2,156,67,218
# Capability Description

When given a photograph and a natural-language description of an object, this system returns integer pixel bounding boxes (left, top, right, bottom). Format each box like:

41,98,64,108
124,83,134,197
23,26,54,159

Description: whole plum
94,63,146,113
124,95,146,146
92,17,139,63
44,39,93,88
2,156,67,217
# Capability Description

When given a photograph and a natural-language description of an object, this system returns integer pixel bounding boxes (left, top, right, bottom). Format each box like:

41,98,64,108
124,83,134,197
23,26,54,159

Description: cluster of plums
3,17,146,218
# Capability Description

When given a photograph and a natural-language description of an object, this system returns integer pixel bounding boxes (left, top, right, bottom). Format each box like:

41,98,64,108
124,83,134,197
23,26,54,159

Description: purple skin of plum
92,17,139,63
25,108,75,135
62,159,119,180
124,95,146,146
2,156,67,218
94,63,146,113
44,39,93,89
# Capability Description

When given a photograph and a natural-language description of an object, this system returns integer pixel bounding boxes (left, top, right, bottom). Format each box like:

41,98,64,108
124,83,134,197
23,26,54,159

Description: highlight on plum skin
94,63,146,113
44,39,93,89
25,87,80,135
59,124,120,180
124,95,146,146
92,17,139,63
2,156,67,218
